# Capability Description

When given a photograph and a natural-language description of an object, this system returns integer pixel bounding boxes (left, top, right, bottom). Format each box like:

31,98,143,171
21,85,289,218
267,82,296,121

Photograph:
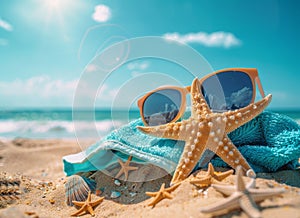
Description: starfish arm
239,195,261,218
247,178,256,189
223,94,272,133
148,194,163,207
214,169,234,181
200,193,241,213
215,136,253,175
212,167,252,196
236,166,246,192
90,197,104,207
137,121,186,141
70,191,102,217
190,78,211,119
211,178,230,185
115,168,124,179
190,177,212,187
249,188,285,202
163,192,173,199
207,163,215,175
212,184,235,196
72,201,85,207
117,158,123,165
125,166,138,180
166,182,181,191
146,183,178,207
127,166,139,171
146,191,158,197
159,183,166,191
124,170,129,181
71,205,86,216
87,206,96,216
146,183,166,198
116,156,139,180
87,191,92,201
171,139,207,185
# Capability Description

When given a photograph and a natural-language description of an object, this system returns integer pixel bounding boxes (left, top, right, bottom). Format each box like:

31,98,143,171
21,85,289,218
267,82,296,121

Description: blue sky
0,0,299,109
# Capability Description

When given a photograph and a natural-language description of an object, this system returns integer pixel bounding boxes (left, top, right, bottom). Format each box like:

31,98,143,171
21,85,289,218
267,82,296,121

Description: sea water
0,109,140,139
0,109,299,139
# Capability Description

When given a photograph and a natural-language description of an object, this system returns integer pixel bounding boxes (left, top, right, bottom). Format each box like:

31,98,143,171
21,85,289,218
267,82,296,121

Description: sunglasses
137,68,266,126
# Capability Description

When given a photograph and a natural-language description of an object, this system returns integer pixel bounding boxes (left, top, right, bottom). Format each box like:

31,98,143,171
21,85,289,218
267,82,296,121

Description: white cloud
163,31,241,48
0,76,78,107
0,18,13,31
92,5,111,22
230,87,253,107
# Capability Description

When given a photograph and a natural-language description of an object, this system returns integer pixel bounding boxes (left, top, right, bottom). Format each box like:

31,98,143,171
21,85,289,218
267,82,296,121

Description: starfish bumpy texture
138,78,272,185
200,166,285,218
190,163,233,188
71,191,104,217
115,156,138,181
146,182,181,207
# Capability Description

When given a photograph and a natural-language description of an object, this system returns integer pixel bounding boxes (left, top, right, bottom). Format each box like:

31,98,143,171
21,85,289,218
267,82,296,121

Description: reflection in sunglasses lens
201,71,253,112
143,89,181,126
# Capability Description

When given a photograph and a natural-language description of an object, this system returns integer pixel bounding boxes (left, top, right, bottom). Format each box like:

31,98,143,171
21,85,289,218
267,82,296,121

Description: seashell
64,175,96,206
110,191,121,199
114,179,121,186
83,177,96,191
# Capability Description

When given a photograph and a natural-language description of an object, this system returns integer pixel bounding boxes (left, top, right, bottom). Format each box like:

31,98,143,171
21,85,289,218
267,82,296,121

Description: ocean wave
0,119,124,139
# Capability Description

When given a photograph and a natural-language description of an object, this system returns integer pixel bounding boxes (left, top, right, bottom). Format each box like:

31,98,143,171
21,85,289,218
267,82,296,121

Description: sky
0,0,299,109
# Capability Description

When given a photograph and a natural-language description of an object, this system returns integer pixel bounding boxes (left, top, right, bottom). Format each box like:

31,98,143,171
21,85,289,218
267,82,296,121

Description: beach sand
0,139,299,218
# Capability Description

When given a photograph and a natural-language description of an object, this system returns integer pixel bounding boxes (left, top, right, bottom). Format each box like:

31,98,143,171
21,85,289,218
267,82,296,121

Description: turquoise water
0,109,299,139
0,109,140,139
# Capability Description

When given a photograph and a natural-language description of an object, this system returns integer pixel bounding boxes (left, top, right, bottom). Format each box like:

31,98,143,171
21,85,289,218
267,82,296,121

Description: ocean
0,109,140,139
0,109,299,139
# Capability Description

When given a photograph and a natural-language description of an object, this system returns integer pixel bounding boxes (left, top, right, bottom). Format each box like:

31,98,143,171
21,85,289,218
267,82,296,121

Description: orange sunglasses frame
137,68,266,126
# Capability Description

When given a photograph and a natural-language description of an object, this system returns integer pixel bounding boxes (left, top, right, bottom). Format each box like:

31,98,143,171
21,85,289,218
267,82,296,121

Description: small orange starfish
115,156,138,181
190,163,233,188
71,191,104,217
146,182,181,207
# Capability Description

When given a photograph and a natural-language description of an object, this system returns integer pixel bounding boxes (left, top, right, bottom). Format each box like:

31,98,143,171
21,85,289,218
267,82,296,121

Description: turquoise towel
63,112,300,176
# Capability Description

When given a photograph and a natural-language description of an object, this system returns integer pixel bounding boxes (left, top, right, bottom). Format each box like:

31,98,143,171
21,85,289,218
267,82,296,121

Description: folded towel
63,111,300,176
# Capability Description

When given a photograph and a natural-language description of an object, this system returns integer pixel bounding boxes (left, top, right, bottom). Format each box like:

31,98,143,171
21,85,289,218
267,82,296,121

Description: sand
0,139,299,218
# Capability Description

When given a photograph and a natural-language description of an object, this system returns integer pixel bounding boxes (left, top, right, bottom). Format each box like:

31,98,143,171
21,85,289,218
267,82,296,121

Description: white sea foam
0,119,124,139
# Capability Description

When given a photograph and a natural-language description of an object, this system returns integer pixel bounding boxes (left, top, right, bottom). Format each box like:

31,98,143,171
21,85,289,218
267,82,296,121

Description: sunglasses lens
143,89,182,126
201,71,253,111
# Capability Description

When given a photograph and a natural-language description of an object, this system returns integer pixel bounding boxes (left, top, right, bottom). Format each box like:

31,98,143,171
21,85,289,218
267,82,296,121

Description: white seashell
65,175,90,206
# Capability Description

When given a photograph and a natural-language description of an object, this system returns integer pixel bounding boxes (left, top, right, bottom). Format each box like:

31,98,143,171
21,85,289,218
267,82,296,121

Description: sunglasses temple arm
255,77,265,98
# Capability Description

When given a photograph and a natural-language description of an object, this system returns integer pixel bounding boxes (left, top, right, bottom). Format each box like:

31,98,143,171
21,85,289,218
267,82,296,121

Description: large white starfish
200,166,285,218
138,78,272,185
